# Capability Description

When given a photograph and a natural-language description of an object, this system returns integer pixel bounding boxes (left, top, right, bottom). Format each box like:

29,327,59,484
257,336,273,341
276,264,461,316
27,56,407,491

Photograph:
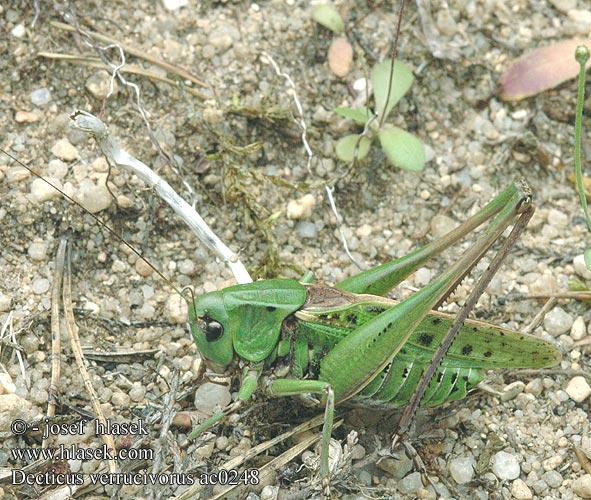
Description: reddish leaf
500,39,591,101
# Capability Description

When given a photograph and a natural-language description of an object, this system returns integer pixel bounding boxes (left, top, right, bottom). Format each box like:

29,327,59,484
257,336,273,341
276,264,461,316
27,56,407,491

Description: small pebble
525,378,543,396
7,167,30,183
543,454,563,472
30,88,51,106
543,306,574,337
582,435,591,459
511,478,533,500
178,259,195,275
542,470,563,488
30,177,62,202
574,254,591,279
51,139,79,161
166,293,188,324
260,486,278,500
74,179,111,213
32,278,50,294
208,32,233,52
0,374,16,395
435,9,457,35
449,455,475,484
356,469,372,486
549,0,577,13
27,242,47,261
129,383,146,402
501,381,525,401
48,159,68,178
11,23,25,38
85,72,118,100
68,459,82,473
574,474,591,499
565,376,591,402
377,455,413,480
398,472,424,495
287,194,316,220
215,435,229,450
0,294,12,312
328,37,353,77
350,444,365,460
111,392,131,406
430,214,456,239
571,316,587,341
568,9,591,32
194,382,231,415
414,267,432,287
528,271,557,295
295,221,317,239
135,258,154,277
546,208,568,227
15,110,39,123
162,0,188,10
355,224,372,238
492,451,520,480
0,394,38,432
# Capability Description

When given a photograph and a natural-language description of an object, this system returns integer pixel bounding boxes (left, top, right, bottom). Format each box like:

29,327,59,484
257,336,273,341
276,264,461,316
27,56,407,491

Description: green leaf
568,278,590,292
334,106,373,126
311,4,344,34
584,249,591,273
335,134,372,162
378,125,425,172
371,59,414,120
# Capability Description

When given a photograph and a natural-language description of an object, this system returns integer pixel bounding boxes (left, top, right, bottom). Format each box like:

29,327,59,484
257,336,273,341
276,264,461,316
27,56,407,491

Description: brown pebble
15,110,39,123
328,37,353,77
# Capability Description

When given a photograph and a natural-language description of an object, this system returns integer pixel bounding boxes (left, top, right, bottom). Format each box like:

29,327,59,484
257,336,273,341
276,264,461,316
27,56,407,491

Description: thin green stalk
575,45,591,232
378,0,407,128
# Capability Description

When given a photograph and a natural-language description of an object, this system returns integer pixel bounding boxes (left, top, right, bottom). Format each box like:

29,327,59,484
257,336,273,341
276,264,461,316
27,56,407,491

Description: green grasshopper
4,148,561,497
187,180,561,496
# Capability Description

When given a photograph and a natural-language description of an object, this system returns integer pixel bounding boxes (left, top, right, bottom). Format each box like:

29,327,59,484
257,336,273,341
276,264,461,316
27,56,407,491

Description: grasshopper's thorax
276,285,398,380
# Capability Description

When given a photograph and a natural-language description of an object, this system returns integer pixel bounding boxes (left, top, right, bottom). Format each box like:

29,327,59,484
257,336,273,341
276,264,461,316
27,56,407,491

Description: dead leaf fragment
568,172,591,201
500,39,591,101
328,37,353,77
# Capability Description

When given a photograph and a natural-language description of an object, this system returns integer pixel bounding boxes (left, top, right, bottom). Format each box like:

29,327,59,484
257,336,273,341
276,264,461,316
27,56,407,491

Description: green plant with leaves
574,44,591,272
334,59,425,172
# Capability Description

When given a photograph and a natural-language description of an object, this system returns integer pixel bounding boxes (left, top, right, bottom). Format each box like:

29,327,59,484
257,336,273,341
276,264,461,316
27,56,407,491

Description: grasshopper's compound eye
203,316,224,342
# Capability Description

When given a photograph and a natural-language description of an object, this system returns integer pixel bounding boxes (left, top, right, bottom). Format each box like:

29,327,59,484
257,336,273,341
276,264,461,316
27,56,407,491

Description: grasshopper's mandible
188,181,561,497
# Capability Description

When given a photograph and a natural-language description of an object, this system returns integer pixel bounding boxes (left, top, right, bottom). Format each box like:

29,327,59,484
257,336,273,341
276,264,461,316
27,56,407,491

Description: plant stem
575,45,591,232
379,0,407,128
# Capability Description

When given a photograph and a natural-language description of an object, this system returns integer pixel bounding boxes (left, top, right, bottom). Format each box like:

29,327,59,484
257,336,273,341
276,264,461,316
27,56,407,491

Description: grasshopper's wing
356,312,562,407
408,312,561,369
298,289,560,404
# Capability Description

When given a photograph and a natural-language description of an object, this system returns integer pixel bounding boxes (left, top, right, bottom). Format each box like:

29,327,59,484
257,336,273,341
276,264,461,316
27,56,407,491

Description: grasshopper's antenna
1,148,188,301
182,286,197,314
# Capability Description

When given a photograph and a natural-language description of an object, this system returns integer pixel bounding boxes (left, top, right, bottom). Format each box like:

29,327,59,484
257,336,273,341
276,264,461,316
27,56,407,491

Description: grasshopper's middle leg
266,378,335,499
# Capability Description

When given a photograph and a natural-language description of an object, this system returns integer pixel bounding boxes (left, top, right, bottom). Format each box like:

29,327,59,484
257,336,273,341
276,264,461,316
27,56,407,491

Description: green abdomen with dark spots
291,293,560,407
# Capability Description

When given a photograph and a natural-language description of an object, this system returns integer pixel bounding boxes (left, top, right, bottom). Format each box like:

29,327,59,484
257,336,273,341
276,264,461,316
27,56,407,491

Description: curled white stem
70,110,252,284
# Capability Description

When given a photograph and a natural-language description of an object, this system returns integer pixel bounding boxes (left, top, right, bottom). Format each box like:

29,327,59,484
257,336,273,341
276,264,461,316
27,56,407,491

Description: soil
1,1,590,500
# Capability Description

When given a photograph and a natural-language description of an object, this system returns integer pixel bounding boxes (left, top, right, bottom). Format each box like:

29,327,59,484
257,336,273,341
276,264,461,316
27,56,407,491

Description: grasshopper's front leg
188,368,261,439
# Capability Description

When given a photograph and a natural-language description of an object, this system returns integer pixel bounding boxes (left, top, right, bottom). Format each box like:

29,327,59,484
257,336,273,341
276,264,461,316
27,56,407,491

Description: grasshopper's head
188,291,234,374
